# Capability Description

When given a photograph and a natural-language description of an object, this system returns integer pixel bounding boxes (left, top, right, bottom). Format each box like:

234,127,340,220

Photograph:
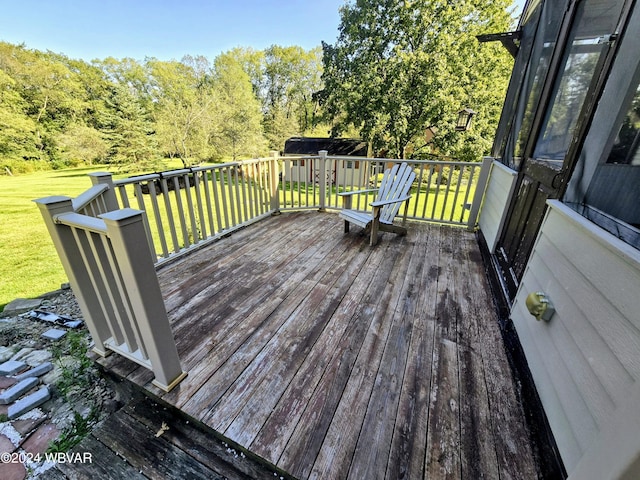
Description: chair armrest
338,188,379,197
370,194,411,207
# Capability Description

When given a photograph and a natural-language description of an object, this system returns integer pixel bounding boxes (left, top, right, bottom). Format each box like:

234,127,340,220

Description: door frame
494,0,633,300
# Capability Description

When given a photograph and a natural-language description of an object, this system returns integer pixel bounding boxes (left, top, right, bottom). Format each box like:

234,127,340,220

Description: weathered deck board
95,211,540,480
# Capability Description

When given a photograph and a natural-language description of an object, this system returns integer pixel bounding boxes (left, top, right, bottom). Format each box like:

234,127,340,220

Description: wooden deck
95,211,540,480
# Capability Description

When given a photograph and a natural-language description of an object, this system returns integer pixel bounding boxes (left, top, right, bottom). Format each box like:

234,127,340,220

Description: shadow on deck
94,211,540,479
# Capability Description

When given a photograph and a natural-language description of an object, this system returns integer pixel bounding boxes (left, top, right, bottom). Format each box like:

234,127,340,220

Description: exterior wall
478,160,518,253
284,158,313,183
283,157,369,187
510,200,640,477
334,159,369,187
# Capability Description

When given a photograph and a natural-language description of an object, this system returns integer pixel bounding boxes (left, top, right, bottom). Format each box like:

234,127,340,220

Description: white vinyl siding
511,200,640,476
478,160,518,253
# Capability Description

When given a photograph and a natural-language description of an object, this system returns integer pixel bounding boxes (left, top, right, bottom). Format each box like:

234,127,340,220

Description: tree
212,52,266,160
148,57,217,166
321,0,515,160
56,123,109,165
99,83,159,171
0,67,40,165
233,46,325,150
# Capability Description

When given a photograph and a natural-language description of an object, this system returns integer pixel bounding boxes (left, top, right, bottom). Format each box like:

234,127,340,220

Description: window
581,80,640,248
533,0,625,166
564,19,640,250
493,0,568,170
607,83,640,165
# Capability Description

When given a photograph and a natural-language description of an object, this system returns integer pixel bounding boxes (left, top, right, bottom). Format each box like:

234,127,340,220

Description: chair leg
344,220,350,233
369,218,379,246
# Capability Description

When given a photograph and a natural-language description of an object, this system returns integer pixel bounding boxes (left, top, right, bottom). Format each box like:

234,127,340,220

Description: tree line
0,42,324,173
0,0,516,174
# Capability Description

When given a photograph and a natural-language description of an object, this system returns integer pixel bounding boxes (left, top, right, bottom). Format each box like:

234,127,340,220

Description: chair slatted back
376,163,416,224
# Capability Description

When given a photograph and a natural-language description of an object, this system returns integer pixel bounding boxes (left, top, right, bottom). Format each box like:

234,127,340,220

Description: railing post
269,151,281,215
33,196,111,356
101,208,187,392
466,156,494,231
88,172,119,212
318,150,328,212
90,171,158,259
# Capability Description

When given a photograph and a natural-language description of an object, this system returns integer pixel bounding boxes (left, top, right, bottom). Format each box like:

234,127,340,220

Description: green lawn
0,167,107,309
0,162,186,311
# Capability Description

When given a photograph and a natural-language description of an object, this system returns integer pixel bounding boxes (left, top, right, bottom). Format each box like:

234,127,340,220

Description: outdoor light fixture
456,108,476,131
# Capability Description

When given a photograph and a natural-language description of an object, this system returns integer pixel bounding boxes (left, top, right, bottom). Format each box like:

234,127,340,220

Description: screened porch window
567,65,640,249
607,82,640,166
532,0,625,166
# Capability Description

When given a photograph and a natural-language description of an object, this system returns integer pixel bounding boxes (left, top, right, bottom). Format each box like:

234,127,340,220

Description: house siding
511,200,640,475
478,160,518,253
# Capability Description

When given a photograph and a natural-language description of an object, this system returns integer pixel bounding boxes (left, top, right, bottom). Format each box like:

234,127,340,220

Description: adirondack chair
339,162,416,246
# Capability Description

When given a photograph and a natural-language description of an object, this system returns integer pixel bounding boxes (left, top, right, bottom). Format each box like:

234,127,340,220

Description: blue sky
0,0,526,62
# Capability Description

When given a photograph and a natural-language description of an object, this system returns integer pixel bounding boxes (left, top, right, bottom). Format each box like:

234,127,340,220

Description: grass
0,162,185,310
0,167,108,310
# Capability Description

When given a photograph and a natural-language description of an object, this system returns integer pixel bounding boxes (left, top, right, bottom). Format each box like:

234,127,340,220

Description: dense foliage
1,1,517,172
321,0,516,160
0,43,324,173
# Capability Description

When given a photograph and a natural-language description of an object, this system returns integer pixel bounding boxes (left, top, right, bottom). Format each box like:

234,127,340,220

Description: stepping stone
0,360,27,376
1,461,26,480
13,414,46,436
0,376,17,389
42,329,66,341
10,348,34,362
0,377,39,405
20,350,52,367
13,362,53,381
8,387,51,420
0,432,16,453
21,422,60,456
2,298,42,316
63,320,83,329
27,310,59,323
0,346,14,363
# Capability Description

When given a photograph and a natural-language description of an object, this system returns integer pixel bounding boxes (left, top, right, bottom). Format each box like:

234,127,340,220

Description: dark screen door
495,0,627,299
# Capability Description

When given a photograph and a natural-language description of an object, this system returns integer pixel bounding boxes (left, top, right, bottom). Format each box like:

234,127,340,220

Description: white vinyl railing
34,188,187,392
35,153,490,390
279,152,491,227
109,157,279,262
93,153,490,263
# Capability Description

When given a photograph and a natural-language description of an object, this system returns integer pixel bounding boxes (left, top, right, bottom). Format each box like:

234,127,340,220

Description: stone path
1,290,117,480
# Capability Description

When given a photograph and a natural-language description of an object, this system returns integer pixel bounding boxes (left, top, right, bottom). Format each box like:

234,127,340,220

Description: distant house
282,137,372,185
478,0,640,477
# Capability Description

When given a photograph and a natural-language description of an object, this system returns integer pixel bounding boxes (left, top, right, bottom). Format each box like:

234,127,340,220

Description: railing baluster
239,166,249,222
69,226,125,346
192,172,207,240
117,185,130,208
157,177,179,253
86,229,142,355
182,173,199,244
201,170,216,235
100,209,186,391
